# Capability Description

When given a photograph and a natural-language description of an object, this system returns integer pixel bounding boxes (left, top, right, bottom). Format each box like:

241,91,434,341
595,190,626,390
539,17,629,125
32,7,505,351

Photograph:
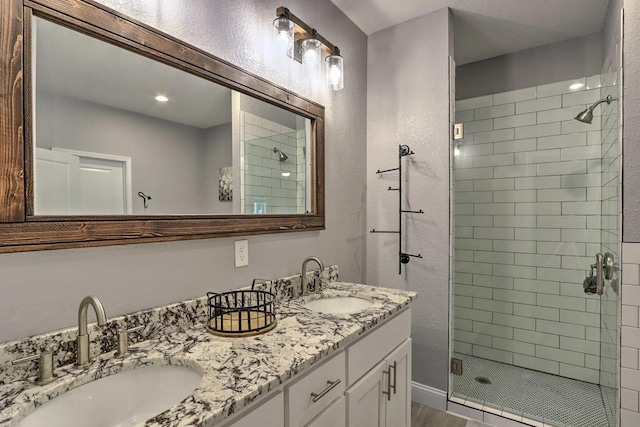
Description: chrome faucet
301,256,325,296
76,296,107,367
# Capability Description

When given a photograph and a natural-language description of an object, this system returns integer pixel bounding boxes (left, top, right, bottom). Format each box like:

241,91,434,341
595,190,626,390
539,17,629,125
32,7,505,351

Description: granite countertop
0,282,417,427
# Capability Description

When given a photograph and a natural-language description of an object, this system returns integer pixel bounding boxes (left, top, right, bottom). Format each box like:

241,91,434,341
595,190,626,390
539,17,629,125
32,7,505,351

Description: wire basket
206,284,277,337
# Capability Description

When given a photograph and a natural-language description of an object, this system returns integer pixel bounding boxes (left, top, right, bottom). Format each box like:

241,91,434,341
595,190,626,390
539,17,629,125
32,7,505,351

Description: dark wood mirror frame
0,0,325,253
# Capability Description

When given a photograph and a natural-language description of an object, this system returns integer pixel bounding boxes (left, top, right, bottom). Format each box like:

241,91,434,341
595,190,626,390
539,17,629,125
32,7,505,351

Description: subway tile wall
453,76,610,384
621,244,640,426
240,111,306,214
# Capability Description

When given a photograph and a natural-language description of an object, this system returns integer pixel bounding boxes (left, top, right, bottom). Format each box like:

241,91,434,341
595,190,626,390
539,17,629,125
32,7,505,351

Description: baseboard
411,381,447,412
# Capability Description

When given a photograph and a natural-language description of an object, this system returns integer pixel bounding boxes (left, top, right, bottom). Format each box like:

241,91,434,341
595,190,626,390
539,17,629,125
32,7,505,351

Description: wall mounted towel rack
370,144,424,274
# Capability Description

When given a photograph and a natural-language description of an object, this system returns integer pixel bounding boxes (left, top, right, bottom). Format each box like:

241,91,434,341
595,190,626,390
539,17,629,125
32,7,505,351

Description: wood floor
411,401,468,427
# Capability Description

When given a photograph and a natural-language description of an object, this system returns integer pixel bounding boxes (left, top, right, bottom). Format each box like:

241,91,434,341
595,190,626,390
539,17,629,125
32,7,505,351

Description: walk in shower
450,69,622,426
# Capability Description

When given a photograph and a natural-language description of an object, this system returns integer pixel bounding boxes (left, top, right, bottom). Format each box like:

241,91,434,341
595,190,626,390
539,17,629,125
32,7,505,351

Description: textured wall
456,34,603,100
0,0,367,343
367,8,452,391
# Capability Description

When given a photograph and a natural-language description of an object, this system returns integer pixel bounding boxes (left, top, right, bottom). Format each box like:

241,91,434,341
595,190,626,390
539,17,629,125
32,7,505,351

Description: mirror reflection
33,16,311,216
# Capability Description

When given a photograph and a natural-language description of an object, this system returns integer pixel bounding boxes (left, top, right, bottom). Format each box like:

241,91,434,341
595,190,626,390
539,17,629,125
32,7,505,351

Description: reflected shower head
273,147,288,161
575,95,616,124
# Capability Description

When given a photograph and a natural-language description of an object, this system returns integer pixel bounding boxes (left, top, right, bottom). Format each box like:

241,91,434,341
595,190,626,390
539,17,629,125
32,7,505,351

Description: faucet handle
12,351,54,385
115,325,143,357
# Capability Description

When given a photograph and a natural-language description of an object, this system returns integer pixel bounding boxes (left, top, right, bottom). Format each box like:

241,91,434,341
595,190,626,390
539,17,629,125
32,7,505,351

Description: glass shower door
598,62,622,427
450,73,620,426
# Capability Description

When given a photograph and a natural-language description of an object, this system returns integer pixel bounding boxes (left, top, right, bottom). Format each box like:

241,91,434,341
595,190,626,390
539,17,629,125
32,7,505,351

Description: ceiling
329,0,610,65
36,17,232,129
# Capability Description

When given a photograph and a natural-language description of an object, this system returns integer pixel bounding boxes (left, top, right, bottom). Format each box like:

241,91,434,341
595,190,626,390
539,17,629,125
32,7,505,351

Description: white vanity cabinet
345,309,412,427
225,308,412,427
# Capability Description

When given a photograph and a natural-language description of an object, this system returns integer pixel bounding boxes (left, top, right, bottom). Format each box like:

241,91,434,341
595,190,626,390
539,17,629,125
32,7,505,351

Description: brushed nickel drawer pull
311,379,341,402
382,368,391,401
390,361,397,395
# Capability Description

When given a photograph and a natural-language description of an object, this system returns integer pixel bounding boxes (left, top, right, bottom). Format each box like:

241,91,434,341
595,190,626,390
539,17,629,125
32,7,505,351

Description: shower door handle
594,252,615,296
595,253,604,296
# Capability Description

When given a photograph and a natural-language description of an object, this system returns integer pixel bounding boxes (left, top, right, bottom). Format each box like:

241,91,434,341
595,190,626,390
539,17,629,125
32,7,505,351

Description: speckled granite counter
0,278,416,426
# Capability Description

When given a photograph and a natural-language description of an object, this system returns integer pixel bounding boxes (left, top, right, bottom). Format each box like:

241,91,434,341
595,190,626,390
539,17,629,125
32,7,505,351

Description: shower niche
370,144,424,274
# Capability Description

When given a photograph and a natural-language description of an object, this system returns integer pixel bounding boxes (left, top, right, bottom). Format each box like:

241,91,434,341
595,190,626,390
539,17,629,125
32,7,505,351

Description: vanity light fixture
326,48,344,91
301,32,322,76
273,10,295,57
155,95,169,102
274,6,344,91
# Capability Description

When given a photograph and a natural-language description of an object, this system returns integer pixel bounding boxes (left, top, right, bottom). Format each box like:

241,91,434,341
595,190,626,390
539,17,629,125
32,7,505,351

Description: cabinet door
305,397,346,427
346,361,386,427
384,338,411,427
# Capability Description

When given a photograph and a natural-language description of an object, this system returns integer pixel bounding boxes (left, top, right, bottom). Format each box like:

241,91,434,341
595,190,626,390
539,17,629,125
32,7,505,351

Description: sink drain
475,376,492,385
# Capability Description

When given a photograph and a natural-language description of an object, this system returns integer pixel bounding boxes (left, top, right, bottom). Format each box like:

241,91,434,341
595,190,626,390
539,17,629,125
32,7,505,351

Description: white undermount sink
17,364,202,427
303,296,373,314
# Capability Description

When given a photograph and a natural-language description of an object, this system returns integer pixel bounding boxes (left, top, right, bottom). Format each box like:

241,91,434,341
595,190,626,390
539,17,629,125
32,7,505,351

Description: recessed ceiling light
155,95,169,102
569,83,584,91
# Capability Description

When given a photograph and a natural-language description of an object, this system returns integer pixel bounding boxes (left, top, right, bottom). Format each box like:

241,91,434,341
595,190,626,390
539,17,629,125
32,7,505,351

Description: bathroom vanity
0,268,417,427
222,305,412,427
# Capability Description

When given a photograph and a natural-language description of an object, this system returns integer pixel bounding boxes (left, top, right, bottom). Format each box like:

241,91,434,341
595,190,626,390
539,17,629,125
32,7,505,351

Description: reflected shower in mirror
32,16,311,216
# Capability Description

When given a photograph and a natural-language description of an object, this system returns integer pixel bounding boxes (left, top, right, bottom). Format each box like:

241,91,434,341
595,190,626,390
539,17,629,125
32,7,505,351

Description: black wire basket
206,282,277,337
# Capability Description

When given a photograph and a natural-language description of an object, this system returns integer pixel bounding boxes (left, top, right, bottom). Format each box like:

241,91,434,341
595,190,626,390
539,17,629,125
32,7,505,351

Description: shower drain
475,376,492,385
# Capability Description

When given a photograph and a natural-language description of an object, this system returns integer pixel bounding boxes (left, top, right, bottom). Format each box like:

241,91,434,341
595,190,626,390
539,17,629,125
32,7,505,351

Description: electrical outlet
234,240,249,267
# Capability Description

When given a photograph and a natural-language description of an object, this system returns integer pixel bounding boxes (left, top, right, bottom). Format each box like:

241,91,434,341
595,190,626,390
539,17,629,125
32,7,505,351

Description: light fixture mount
275,6,344,90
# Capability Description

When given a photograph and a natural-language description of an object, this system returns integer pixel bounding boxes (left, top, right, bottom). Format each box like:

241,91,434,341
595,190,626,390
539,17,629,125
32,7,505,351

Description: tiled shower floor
451,353,610,427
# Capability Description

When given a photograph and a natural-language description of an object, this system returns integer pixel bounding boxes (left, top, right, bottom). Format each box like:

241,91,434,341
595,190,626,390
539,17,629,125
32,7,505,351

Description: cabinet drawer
287,351,346,427
304,396,346,427
346,308,411,385
223,391,284,427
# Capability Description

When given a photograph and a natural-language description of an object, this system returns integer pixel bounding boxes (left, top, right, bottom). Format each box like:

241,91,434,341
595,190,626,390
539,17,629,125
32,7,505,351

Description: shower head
273,147,288,162
574,95,616,124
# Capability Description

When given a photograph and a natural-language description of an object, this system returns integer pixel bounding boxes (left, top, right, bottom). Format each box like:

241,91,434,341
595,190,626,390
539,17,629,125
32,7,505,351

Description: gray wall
456,33,603,100
201,123,233,214
623,0,640,241
0,0,367,343
37,92,208,214
367,8,452,391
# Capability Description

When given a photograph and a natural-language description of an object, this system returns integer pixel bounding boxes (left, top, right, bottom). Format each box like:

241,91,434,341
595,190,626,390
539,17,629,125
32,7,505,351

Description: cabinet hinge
451,358,463,376
453,123,464,140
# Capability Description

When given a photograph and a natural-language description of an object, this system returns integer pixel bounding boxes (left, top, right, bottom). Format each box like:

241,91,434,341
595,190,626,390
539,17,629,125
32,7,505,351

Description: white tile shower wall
621,244,640,425
453,76,607,384
240,112,305,214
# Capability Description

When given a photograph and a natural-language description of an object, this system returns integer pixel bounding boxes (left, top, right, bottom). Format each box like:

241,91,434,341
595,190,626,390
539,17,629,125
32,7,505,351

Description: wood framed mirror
0,0,325,253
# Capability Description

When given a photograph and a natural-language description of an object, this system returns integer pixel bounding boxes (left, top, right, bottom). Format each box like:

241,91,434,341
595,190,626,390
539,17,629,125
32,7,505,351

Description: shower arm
587,95,615,111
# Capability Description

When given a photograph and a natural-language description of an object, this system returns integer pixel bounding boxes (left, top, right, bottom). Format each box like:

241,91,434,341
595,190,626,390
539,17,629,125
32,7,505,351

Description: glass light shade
273,17,294,57
301,38,322,76
325,54,344,91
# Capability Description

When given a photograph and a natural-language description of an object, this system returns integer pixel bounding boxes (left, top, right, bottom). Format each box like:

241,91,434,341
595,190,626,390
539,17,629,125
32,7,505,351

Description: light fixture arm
276,6,339,55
